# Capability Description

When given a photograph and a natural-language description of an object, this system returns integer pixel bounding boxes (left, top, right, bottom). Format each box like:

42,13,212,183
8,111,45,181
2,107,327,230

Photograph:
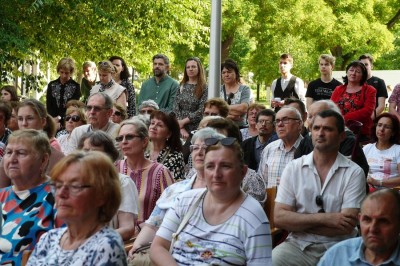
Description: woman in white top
364,112,400,190
91,61,127,107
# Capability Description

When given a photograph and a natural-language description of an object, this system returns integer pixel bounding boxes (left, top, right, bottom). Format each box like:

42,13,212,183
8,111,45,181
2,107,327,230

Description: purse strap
169,189,207,253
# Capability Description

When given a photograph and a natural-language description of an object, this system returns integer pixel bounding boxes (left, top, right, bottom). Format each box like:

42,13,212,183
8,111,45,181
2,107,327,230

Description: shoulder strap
222,85,227,101
169,189,207,253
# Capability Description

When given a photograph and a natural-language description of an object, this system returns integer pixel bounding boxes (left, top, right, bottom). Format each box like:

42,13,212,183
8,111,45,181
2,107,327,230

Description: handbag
169,189,207,253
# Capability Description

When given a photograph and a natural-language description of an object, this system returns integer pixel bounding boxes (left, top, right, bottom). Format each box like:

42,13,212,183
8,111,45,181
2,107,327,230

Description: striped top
157,188,272,265
116,159,174,225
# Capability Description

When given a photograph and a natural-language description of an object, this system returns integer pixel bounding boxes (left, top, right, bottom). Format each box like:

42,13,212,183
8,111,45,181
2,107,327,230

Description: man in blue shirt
318,189,400,266
138,54,179,113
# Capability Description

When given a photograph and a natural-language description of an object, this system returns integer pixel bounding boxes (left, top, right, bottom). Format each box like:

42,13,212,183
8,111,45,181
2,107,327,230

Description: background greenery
1,0,399,99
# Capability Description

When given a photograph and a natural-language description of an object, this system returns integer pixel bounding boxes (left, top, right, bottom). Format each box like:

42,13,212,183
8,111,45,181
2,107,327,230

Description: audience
364,113,400,190
150,137,272,265
0,85,19,102
273,110,366,265
111,102,128,124
115,118,174,227
78,131,138,241
80,61,97,103
0,130,61,264
240,103,266,141
28,151,127,264
318,189,400,266
203,97,229,118
0,101,12,145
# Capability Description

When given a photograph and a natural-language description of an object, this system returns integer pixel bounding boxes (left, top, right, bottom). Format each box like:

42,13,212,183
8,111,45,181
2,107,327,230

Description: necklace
61,223,101,250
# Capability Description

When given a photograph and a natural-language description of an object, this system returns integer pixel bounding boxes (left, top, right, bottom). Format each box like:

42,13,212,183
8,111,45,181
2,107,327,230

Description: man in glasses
318,189,400,266
69,92,119,151
257,106,303,187
273,109,366,266
242,109,278,170
138,54,179,112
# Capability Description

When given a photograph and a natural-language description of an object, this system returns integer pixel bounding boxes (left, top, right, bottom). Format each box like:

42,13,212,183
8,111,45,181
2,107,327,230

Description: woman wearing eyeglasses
0,130,61,265
240,103,266,141
111,102,128,124
220,59,251,128
91,61,127,108
364,113,400,191
116,118,174,227
57,105,87,155
27,151,127,265
150,137,272,265
173,57,208,140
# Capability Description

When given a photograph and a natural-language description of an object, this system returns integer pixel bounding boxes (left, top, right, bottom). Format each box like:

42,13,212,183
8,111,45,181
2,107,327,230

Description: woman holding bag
150,137,272,265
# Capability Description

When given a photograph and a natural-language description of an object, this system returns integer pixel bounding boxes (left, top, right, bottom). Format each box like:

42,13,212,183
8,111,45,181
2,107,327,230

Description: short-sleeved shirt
306,78,342,101
276,152,366,250
156,189,272,265
367,76,388,110
27,227,127,266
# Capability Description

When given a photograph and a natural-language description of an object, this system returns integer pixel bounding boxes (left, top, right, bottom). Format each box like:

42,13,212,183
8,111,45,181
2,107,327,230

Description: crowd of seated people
2,52,400,266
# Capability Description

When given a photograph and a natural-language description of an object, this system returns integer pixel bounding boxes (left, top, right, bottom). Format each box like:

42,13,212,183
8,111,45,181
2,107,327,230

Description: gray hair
139,100,159,111
191,127,225,144
134,114,150,128
118,117,149,139
82,61,96,69
88,92,113,109
279,106,302,120
313,100,341,115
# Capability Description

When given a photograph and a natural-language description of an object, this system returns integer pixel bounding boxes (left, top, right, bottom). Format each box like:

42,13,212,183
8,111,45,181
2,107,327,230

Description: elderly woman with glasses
116,118,174,228
27,151,127,265
150,137,272,265
90,61,127,108
0,130,61,264
173,57,208,140
57,105,87,155
220,59,250,128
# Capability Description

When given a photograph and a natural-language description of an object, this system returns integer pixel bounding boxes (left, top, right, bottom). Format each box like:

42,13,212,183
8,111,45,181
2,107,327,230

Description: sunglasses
204,137,236,146
315,195,325,213
65,115,81,122
113,111,122,116
115,134,141,142
227,92,234,105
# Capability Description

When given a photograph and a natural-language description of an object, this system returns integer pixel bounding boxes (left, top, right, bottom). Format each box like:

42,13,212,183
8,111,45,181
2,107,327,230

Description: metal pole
208,0,222,99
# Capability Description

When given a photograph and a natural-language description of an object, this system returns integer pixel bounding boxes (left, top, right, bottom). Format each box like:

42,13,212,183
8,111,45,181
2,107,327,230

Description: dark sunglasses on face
65,115,81,122
113,111,122,116
204,137,237,146
115,134,141,142
315,195,325,213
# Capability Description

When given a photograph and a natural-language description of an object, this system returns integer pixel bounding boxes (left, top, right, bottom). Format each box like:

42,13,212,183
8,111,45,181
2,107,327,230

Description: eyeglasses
273,117,300,126
257,119,273,125
115,134,141,142
139,109,154,115
315,195,325,213
227,93,234,105
204,137,236,146
190,144,208,153
113,111,122,116
49,182,92,196
85,105,109,112
65,115,81,122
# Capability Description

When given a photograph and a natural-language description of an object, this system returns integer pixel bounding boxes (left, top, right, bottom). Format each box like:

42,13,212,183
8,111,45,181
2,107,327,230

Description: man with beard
273,110,366,266
318,189,400,266
241,109,278,170
138,54,179,112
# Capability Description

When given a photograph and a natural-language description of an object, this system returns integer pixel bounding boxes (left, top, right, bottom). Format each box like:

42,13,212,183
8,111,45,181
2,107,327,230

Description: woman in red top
331,61,376,142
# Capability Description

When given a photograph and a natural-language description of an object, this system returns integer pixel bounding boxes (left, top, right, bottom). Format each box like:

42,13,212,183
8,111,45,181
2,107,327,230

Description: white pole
208,0,222,98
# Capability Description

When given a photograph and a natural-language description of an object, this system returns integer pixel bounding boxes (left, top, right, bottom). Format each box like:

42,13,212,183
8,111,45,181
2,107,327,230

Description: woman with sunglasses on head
91,61,127,108
27,151,127,265
111,102,128,124
150,137,272,265
364,113,400,191
57,105,87,155
220,59,251,128
147,110,185,180
109,56,137,118
173,57,208,140
116,118,174,229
